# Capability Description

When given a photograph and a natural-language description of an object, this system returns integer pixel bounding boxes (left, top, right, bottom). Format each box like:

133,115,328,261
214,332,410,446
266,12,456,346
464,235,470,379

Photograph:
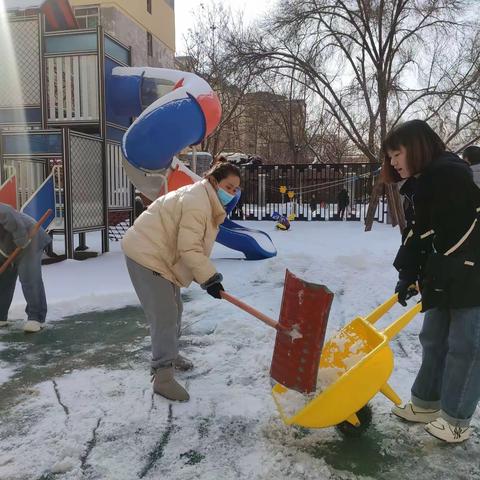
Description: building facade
217,91,308,165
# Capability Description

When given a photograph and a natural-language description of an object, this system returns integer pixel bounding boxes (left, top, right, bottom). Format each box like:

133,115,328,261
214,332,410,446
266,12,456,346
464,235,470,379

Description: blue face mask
217,188,235,206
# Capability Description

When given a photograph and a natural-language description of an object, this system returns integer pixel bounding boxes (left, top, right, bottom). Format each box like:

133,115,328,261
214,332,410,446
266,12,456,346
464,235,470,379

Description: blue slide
217,219,277,260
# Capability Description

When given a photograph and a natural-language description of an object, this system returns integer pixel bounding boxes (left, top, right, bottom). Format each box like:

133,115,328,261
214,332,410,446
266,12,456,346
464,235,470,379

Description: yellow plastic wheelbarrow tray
271,294,422,429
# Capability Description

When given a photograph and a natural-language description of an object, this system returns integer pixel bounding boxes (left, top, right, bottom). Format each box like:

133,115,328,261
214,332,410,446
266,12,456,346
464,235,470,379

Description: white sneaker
425,417,471,443
23,320,44,333
0,320,8,327
392,402,440,423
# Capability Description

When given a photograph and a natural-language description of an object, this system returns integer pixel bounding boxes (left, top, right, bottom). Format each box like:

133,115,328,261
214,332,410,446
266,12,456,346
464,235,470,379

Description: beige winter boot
151,366,190,402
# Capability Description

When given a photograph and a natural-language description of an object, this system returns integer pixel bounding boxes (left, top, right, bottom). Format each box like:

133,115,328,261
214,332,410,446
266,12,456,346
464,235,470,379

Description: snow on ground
1,222,479,480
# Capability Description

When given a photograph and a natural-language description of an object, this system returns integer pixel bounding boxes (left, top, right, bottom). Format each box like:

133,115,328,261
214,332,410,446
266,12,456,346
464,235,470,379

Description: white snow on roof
3,0,42,11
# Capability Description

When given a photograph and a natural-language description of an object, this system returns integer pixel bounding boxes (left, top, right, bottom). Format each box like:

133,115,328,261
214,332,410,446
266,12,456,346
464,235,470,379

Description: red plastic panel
41,0,78,31
0,176,17,210
270,269,334,394
167,167,195,191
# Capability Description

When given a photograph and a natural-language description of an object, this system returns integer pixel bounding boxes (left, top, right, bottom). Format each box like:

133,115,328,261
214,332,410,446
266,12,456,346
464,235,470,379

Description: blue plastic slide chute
21,173,55,230
217,219,277,260
110,67,221,172
217,189,277,260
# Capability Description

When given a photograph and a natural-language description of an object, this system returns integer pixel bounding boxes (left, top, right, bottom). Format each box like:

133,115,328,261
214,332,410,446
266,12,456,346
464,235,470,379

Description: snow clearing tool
0,209,53,276
221,269,334,394
271,294,422,436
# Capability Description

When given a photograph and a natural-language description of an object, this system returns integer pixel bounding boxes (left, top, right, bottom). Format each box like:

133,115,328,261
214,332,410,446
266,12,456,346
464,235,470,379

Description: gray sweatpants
125,256,183,369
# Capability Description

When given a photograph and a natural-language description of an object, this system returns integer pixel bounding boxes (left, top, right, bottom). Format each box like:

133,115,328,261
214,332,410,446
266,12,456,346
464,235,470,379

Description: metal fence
107,141,131,209
230,163,386,222
0,17,41,109
68,131,104,230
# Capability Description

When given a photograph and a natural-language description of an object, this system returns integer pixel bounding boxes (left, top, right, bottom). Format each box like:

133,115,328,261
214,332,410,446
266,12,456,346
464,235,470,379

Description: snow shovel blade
270,269,334,394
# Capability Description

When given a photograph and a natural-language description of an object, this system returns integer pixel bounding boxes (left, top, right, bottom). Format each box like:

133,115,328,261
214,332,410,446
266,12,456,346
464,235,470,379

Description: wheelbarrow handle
382,301,422,340
220,291,280,331
0,209,52,276
365,292,422,331
364,293,398,325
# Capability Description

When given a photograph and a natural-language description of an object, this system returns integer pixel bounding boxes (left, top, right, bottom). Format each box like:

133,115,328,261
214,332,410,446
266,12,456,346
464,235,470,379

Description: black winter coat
393,152,480,311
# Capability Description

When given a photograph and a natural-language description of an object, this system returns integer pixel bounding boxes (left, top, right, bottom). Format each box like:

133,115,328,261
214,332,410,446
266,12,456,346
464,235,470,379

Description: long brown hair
382,119,446,183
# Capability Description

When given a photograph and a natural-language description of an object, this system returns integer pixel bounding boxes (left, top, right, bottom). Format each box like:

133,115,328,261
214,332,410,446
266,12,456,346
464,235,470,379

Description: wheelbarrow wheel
335,404,373,438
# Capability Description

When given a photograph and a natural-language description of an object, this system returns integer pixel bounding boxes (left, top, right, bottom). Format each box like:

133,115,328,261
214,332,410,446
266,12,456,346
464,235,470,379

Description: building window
147,32,153,57
147,0,152,14
74,6,99,29
8,9,40,18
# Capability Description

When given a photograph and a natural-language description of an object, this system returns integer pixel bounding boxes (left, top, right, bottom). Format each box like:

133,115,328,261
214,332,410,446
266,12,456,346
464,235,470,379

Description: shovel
221,269,334,393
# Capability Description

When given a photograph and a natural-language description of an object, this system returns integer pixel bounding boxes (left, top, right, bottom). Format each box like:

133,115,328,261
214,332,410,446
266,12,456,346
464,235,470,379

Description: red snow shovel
221,269,334,394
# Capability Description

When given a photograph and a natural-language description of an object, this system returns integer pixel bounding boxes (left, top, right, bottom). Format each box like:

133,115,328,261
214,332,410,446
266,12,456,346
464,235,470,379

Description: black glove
207,282,224,299
395,279,419,306
201,273,224,299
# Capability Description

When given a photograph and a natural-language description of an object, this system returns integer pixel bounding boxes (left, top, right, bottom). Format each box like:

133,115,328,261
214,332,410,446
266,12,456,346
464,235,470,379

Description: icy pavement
0,222,479,479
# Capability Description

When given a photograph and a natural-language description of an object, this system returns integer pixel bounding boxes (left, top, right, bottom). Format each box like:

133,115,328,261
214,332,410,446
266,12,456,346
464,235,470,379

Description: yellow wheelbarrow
271,294,422,436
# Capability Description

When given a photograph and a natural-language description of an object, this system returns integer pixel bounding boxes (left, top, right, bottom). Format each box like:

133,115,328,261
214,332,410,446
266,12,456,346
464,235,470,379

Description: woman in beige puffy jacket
122,162,241,401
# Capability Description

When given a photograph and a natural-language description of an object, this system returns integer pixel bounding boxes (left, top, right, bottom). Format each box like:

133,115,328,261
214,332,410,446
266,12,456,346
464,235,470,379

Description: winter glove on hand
395,279,418,307
207,282,224,299
201,273,224,300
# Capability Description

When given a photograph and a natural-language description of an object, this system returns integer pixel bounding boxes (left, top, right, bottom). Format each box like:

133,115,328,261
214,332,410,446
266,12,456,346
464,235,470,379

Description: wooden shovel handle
220,291,280,331
0,209,52,275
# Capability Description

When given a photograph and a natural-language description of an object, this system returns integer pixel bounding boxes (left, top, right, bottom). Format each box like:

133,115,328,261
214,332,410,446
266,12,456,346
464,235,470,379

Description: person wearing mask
122,162,241,402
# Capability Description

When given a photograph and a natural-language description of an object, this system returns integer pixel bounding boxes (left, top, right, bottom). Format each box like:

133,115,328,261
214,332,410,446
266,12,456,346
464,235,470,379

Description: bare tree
181,2,256,155
231,0,480,160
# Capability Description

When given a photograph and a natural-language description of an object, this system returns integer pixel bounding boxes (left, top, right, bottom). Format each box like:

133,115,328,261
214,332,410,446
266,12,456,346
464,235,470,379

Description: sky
175,0,277,54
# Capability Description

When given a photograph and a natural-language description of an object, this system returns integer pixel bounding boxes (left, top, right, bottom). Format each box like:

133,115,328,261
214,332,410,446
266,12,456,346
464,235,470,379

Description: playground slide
217,218,277,260
111,67,277,260
111,67,221,172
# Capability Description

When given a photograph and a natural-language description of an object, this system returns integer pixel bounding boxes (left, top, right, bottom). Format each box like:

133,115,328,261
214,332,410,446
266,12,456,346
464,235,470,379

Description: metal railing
107,142,131,209
230,163,386,222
